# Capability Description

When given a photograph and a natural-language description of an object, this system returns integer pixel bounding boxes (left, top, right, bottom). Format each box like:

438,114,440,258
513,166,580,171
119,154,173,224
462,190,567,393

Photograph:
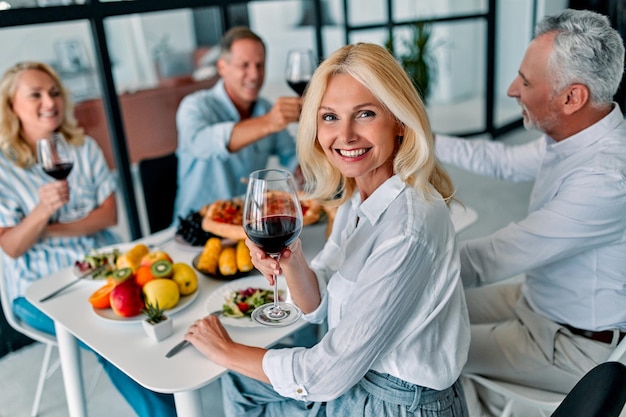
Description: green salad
74,248,120,279
222,287,284,318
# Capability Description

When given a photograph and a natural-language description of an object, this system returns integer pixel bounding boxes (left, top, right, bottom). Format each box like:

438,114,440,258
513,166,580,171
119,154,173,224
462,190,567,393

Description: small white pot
142,316,173,342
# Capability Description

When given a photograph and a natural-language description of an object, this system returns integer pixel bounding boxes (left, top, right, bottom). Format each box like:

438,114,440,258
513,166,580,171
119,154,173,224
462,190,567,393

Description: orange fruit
88,281,116,309
135,265,155,287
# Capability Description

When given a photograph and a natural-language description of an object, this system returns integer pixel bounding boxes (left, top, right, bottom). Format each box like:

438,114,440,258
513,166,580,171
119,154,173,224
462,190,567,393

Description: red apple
140,251,173,268
109,279,144,317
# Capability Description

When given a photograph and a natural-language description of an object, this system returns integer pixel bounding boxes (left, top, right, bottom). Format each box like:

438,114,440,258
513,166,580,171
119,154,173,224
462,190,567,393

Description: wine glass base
251,302,302,327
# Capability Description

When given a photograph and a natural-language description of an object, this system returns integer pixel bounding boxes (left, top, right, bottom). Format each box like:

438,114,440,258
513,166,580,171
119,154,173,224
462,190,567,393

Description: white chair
464,334,626,417
0,261,61,417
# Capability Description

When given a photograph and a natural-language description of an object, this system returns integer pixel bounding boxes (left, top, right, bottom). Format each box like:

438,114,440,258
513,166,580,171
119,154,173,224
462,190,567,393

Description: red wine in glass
243,169,303,327
285,49,315,96
43,162,74,180
244,215,301,255
287,80,309,96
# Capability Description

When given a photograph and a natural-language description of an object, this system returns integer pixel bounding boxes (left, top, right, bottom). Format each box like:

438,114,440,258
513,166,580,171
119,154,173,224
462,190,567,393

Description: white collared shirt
436,105,626,331
263,175,470,401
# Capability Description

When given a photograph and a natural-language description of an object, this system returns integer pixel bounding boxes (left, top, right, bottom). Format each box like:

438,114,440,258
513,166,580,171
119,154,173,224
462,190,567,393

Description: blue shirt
436,105,626,331
0,136,119,302
264,176,469,400
173,79,298,220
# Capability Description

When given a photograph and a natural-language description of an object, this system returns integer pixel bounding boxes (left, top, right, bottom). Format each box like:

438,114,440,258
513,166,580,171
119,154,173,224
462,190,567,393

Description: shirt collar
350,175,406,226
546,103,624,157
215,78,261,120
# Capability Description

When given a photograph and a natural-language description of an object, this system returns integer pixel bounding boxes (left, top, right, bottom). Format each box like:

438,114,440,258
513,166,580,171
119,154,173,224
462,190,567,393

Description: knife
39,264,110,302
165,310,223,358
165,340,190,358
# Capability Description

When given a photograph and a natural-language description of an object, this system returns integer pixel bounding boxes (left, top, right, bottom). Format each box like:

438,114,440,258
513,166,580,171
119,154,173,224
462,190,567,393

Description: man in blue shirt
174,27,300,220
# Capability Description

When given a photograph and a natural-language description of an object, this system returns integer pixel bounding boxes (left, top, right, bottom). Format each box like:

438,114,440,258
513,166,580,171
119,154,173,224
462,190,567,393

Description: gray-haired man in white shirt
436,8,626,416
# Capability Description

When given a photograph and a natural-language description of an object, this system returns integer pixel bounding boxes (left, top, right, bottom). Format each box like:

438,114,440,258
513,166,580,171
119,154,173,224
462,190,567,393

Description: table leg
55,322,87,417
174,390,203,417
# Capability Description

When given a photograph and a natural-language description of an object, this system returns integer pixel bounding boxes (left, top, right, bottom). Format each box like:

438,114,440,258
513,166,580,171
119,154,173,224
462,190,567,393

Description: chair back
463,332,626,417
0,258,56,346
551,361,626,417
138,152,178,234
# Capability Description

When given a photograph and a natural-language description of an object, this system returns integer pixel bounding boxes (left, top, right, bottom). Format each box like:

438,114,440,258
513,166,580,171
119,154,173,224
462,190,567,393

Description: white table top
24,204,477,396
26,224,326,394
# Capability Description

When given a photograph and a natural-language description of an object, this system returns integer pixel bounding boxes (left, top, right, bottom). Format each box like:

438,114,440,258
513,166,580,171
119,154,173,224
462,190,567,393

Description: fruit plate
192,253,255,281
92,289,199,324
204,276,287,328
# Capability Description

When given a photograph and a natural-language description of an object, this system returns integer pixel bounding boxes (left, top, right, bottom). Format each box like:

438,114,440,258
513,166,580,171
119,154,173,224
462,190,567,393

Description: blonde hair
297,43,454,206
0,61,84,168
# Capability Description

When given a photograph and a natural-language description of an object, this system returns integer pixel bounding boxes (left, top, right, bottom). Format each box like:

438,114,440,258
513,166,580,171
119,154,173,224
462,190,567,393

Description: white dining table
25,204,477,417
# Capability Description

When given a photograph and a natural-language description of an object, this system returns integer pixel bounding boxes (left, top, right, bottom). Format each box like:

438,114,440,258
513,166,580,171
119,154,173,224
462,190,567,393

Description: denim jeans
222,369,468,417
13,297,177,417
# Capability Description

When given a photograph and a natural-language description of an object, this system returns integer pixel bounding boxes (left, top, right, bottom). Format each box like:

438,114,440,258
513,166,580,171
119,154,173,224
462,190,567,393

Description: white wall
0,20,94,81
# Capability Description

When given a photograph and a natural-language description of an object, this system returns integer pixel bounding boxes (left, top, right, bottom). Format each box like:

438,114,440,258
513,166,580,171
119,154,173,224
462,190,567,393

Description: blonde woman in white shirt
184,43,470,417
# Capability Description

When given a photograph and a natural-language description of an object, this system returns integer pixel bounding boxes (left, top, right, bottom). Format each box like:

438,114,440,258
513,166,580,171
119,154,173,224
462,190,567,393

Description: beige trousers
462,282,615,417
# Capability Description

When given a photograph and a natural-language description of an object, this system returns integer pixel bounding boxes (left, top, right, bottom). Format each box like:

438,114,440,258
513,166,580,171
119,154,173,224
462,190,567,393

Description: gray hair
536,9,625,106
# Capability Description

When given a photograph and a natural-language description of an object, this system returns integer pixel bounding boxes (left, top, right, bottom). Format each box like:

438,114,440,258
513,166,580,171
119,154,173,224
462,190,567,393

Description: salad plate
73,242,136,280
93,289,199,324
204,276,286,328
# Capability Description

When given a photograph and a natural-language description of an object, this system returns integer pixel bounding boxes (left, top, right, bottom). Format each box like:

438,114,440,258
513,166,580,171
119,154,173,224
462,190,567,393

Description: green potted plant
142,300,173,342
385,21,438,103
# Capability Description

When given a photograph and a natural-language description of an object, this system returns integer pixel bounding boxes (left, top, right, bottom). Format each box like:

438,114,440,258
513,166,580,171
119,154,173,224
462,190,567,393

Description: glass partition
0,21,98,103
249,0,318,100
346,0,386,26
393,0,487,20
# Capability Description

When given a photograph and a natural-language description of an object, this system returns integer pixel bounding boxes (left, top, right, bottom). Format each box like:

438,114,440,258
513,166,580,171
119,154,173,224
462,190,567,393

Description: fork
39,264,112,302
147,235,174,249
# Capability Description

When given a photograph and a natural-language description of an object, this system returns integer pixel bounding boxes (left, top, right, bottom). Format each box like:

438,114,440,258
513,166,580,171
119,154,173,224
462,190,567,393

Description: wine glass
36,133,81,222
285,49,315,96
37,133,74,181
243,169,303,327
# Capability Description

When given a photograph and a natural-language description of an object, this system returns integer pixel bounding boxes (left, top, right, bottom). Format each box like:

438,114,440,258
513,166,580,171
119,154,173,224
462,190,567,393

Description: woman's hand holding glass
37,180,70,219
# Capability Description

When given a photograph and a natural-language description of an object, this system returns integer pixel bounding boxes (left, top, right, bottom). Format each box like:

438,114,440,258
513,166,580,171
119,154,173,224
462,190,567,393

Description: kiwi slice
113,267,133,281
151,260,173,278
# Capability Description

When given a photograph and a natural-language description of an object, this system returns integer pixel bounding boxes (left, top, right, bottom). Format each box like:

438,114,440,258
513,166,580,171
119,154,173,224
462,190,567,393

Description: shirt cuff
262,347,309,401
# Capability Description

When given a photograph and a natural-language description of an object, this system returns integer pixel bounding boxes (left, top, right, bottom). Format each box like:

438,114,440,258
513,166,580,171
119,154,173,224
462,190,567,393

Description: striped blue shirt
0,136,119,302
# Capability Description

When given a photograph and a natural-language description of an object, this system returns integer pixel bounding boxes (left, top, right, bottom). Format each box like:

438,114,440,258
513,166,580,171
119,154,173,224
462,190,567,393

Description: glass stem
271,253,281,311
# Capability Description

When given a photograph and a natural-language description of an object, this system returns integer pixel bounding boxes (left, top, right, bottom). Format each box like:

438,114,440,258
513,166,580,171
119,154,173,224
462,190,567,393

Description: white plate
93,289,199,324
204,275,286,328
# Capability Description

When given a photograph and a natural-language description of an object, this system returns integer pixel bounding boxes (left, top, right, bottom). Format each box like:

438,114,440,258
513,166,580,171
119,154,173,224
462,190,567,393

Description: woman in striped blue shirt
0,62,176,417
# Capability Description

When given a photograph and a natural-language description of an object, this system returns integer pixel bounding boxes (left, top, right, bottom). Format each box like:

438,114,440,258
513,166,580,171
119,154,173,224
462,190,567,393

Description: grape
176,211,216,246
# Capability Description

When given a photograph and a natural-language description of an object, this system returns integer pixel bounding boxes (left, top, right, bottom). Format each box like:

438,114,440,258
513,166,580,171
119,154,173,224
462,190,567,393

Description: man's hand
229,96,302,152
266,96,302,133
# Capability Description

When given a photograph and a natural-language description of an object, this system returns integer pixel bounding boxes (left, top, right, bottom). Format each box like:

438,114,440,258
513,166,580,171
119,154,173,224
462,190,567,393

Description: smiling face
507,32,563,136
11,68,64,145
217,38,266,116
317,73,403,199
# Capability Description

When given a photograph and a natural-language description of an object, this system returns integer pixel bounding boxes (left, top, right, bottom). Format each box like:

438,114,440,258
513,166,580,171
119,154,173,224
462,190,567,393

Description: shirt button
295,384,308,399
